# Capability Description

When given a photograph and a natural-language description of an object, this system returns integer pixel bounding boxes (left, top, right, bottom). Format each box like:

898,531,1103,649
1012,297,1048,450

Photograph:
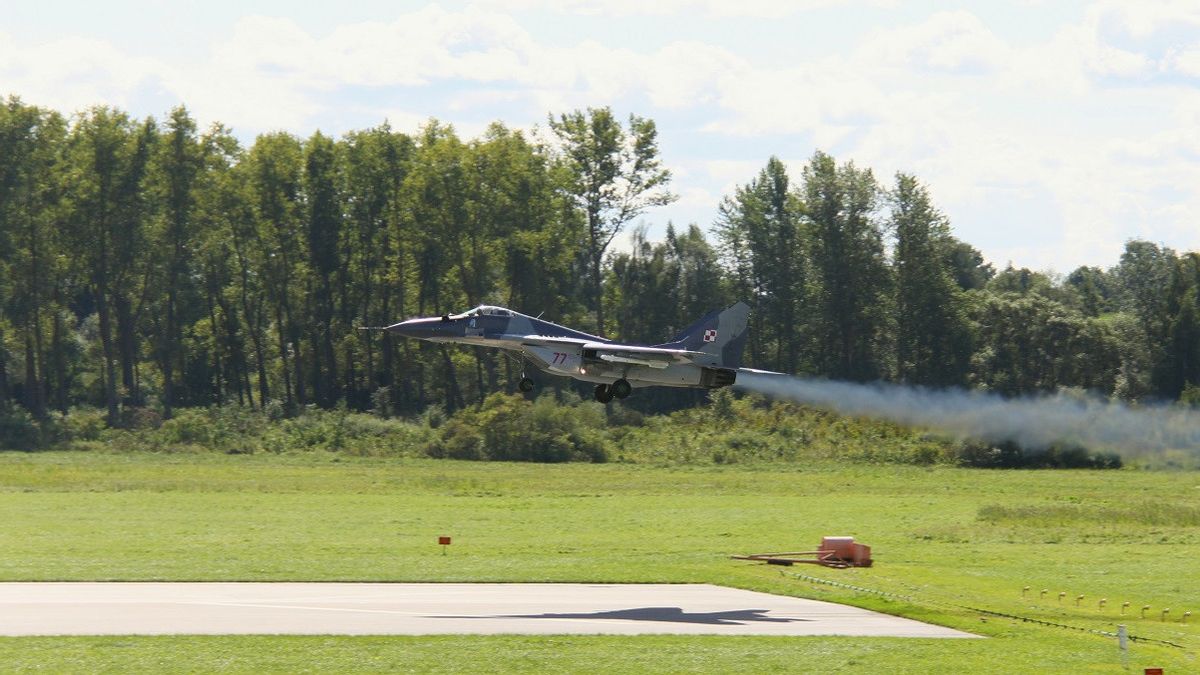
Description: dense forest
1,96,1198,430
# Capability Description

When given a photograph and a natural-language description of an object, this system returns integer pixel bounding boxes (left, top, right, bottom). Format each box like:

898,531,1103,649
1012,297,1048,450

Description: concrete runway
0,582,976,637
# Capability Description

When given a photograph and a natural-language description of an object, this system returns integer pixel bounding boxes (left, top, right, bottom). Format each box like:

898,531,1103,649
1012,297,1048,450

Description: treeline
1,96,1197,429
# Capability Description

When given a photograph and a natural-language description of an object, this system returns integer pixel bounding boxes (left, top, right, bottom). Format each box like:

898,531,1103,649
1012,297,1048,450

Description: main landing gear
594,378,632,403
518,377,535,392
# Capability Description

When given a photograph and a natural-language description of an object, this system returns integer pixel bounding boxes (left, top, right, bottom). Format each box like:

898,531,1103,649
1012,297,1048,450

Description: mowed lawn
0,451,1197,672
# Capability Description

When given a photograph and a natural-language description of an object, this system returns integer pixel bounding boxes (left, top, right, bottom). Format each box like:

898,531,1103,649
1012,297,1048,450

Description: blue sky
3,1,1198,271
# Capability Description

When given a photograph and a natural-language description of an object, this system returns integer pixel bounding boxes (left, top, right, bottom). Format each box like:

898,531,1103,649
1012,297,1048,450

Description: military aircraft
383,302,751,402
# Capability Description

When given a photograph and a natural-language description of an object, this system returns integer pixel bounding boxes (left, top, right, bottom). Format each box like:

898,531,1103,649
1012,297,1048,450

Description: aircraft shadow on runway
431,607,809,625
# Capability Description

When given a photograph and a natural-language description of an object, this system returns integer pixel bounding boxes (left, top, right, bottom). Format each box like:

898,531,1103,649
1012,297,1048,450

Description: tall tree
245,132,306,409
0,99,67,418
62,107,156,425
150,106,205,417
1112,240,1179,399
890,173,971,386
1160,253,1200,399
340,124,414,408
802,151,890,381
548,107,675,334
715,157,804,372
303,131,342,407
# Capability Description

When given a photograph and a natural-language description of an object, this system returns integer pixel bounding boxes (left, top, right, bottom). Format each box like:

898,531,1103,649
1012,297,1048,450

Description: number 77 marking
552,352,568,365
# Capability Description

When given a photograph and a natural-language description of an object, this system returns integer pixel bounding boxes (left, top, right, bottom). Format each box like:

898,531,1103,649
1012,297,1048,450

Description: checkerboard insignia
703,328,718,343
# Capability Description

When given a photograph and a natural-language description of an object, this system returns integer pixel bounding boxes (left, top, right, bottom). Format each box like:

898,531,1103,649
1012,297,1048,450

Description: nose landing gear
518,377,535,392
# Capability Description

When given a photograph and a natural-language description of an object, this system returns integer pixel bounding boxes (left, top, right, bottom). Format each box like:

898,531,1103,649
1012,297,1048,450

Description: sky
2,0,1198,271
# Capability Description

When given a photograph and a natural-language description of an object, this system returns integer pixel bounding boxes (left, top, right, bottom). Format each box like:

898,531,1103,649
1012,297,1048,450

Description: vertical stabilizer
656,301,751,368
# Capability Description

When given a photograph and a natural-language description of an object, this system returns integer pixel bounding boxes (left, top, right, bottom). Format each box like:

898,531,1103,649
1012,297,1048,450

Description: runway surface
0,582,976,637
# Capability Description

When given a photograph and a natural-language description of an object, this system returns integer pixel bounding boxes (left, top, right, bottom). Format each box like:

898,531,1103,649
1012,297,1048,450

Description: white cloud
857,10,1010,74
1167,44,1200,76
1086,0,1200,39
0,32,167,115
1,2,1197,268
471,0,893,18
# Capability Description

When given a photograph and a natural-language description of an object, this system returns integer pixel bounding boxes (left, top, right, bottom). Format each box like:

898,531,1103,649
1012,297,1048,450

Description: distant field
0,451,1196,672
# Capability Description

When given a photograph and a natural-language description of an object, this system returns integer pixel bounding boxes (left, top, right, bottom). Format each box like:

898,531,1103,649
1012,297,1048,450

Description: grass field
0,451,1197,672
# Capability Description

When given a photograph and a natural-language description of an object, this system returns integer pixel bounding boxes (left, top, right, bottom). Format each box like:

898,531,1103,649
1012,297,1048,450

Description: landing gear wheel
518,377,535,393
611,378,632,399
594,384,614,403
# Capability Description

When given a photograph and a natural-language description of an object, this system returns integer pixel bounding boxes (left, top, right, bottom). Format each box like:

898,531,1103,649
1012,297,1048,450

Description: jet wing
516,335,712,368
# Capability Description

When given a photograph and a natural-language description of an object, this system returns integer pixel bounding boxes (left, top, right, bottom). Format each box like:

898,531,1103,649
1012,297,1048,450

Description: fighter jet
384,302,751,402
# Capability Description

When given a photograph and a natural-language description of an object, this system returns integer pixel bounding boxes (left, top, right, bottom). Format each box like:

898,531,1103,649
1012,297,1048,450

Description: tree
0,99,66,418
1112,240,1179,399
62,107,157,425
1159,253,1200,399
942,237,994,291
244,132,306,409
664,223,729,328
714,157,804,372
607,225,674,345
890,173,971,386
149,106,205,417
1065,266,1114,317
969,293,1121,395
548,107,675,334
339,123,414,409
802,151,890,381
303,131,342,407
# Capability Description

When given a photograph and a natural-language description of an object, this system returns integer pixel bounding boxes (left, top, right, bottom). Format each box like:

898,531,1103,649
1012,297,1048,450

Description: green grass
0,635,1175,674
0,451,1197,672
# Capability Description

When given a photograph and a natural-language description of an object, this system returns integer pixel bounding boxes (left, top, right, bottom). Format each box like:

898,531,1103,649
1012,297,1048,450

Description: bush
0,408,42,450
954,440,1122,469
59,408,107,442
157,408,217,446
426,393,608,463
1181,383,1200,408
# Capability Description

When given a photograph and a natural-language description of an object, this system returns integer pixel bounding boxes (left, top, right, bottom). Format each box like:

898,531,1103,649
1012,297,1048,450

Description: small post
1161,608,1170,622
438,536,451,555
1022,586,1030,597
1059,592,1066,603
1118,624,1128,670
1121,601,1130,614
1141,604,1150,618
1098,598,1106,611
1040,588,1048,599
1183,611,1191,624
1076,594,1085,607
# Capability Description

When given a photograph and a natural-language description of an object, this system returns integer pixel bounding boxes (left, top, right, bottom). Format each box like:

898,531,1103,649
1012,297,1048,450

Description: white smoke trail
734,371,1200,456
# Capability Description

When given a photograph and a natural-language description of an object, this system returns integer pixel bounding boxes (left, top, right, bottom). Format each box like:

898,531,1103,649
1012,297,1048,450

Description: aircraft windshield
451,305,512,319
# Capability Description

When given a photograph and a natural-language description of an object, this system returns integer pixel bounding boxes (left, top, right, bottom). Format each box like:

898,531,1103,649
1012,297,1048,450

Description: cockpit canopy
450,305,514,319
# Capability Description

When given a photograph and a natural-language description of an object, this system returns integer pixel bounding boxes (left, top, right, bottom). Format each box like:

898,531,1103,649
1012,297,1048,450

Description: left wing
515,335,711,369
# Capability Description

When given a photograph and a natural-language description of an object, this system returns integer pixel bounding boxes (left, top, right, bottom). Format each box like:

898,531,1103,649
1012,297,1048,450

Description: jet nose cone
386,317,451,340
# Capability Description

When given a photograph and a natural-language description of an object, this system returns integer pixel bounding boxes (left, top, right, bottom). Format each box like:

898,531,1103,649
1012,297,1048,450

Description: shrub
59,408,106,442
954,440,1122,469
157,408,217,446
371,386,392,418
426,393,608,463
0,408,42,450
